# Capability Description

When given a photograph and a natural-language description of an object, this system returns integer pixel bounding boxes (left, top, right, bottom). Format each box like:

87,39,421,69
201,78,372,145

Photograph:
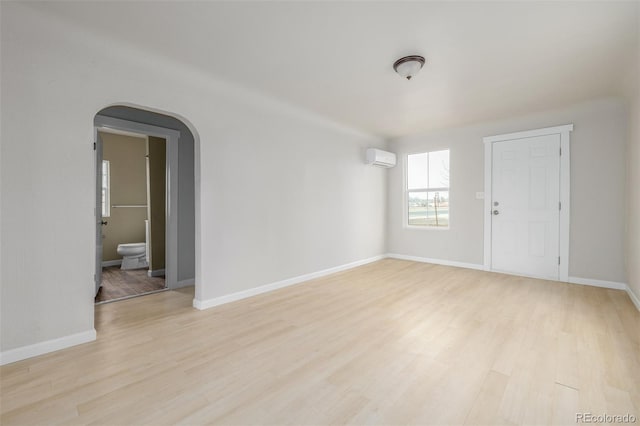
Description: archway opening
93,105,198,304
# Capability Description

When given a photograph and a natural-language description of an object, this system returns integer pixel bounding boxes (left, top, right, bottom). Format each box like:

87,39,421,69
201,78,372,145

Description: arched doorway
93,105,197,303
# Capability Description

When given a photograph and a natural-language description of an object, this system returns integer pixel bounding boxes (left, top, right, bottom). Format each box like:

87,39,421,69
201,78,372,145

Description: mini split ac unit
365,148,397,168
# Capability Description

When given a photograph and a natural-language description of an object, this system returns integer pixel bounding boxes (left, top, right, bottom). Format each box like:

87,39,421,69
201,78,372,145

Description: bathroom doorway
93,106,197,305
95,128,168,303
94,114,182,303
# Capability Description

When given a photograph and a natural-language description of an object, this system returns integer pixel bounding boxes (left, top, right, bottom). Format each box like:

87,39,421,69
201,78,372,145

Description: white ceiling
33,1,638,138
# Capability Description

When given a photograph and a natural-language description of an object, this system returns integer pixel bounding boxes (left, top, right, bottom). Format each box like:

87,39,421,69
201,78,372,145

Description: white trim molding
568,276,626,290
483,124,573,282
0,329,96,366
101,259,122,267
568,277,639,312
483,124,574,144
193,255,386,310
386,253,484,271
384,255,640,311
626,286,640,312
191,251,639,313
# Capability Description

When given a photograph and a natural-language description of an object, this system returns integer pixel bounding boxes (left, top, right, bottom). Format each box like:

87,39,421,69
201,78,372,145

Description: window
101,160,110,217
406,149,449,228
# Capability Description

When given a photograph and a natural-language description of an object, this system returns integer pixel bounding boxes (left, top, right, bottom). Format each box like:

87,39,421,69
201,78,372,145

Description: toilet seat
117,242,148,270
117,243,145,257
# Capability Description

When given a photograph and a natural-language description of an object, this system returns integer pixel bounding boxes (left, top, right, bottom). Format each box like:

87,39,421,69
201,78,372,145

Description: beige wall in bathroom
147,136,166,271
101,131,148,262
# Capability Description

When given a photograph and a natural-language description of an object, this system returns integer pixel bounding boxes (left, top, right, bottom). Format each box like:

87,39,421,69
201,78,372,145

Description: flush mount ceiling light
393,55,425,80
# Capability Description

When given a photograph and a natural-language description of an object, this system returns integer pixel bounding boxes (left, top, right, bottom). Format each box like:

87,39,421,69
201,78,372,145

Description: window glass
406,150,449,228
428,149,449,189
407,153,428,190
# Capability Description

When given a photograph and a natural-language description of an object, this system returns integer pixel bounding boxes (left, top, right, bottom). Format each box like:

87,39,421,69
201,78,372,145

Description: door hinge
558,257,561,265
93,142,96,150
560,147,562,156
559,201,562,211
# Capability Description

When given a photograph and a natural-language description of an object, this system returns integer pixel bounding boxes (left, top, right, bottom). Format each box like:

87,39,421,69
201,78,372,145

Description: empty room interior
1,1,639,425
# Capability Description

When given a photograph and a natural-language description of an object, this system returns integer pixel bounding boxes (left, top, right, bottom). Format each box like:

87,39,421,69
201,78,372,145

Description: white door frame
483,124,573,282
94,115,181,289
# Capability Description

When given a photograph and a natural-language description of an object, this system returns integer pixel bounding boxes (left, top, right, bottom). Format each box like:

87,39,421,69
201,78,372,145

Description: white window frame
404,149,450,230
102,159,110,218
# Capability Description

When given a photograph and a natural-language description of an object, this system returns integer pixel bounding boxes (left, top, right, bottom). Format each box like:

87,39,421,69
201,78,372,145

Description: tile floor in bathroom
95,266,166,303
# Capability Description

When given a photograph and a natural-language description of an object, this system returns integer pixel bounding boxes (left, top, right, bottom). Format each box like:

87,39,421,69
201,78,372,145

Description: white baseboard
568,276,626,290
626,285,640,312
386,253,485,271
386,255,640,311
568,277,640,311
0,329,96,366
148,268,165,277
190,253,640,313
175,278,195,289
101,259,122,267
193,254,386,310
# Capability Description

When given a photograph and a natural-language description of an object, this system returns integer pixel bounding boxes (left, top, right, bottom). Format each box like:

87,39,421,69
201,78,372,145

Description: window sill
404,225,450,231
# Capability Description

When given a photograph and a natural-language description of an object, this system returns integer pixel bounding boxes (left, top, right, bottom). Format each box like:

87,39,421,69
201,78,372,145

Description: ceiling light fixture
393,55,425,80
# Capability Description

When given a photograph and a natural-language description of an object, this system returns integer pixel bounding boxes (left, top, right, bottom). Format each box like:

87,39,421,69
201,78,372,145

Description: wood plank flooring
95,266,166,303
2,259,639,425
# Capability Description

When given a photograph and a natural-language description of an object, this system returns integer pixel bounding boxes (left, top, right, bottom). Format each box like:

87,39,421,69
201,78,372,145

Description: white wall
194,103,387,302
0,3,386,354
388,98,629,284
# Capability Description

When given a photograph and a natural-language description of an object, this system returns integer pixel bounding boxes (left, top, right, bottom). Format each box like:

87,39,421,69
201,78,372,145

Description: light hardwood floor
1,259,639,425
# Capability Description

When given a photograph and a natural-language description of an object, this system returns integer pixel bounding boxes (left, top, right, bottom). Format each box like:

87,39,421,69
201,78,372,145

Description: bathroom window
102,160,110,218
406,149,450,228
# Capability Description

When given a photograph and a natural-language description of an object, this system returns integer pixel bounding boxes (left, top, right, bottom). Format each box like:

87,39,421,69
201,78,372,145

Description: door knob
492,210,499,215
101,220,108,225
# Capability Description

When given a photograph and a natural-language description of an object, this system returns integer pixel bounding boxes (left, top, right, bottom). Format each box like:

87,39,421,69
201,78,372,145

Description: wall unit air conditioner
365,148,397,168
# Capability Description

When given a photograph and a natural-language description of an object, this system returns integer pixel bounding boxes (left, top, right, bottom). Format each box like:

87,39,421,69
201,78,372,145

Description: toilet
117,220,150,270
117,243,148,270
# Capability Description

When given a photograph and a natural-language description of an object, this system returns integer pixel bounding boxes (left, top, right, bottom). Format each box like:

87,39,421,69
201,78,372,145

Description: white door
491,134,561,280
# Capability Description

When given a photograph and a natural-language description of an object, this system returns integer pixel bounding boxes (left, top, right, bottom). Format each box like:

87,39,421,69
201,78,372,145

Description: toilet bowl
117,242,148,270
